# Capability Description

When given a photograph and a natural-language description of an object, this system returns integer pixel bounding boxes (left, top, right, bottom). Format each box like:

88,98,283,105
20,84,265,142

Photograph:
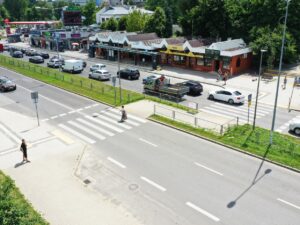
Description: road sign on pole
247,94,252,124
31,91,40,126
112,76,117,105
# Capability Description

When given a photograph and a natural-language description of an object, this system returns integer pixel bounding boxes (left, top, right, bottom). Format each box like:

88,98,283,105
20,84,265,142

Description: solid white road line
109,108,147,123
107,157,126,169
50,115,58,119
68,121,106,140
277,198,300,210
140,176,166,192
139,138,158,147
0,124,20,143
103,111,140,126
58,124,96,144
186,202,220,222
76,108,83,112
59,113,67,117
194,162,223,176
94,113,132,129
85,116,123,133
76,118,114,136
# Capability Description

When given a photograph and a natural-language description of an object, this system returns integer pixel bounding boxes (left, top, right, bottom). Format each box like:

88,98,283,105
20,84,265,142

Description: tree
126,10,148,32
82,0,97,25
144,7,166,37
117,16,127,31
4,0,28,21
164,6,173,37
0,5,9,25
106,17,117,31
52,0,69,20
100,20,108,29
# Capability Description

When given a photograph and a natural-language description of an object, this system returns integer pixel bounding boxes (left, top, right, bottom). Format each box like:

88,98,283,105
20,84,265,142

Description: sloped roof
127,33,158,42
208,39,246,51
165,37,186,45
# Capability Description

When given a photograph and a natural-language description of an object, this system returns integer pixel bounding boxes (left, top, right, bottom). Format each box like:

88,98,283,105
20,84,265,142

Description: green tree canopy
4,0,28,21
126,10,148,32
117,16,127,31
0,5,9,25
82,0,97,25
144,7,166,37
105,17,117,31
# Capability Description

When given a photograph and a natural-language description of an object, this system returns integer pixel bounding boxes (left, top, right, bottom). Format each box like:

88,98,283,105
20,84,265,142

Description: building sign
205,49,221,60
168,45,184,51
63,10,82,26
71,33,81,38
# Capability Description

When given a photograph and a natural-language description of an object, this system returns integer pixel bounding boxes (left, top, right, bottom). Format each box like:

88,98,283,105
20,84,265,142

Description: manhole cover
128,183,139,191
83,179,91,185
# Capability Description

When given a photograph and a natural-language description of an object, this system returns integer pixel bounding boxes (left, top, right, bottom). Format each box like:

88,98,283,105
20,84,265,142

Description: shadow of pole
252,144,271,184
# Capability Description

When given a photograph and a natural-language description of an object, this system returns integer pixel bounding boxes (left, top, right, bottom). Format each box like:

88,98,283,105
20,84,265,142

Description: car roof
95,69,109,72
93,64,105,66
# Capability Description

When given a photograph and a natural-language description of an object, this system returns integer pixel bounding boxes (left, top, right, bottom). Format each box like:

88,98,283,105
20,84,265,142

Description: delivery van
61,59,83,73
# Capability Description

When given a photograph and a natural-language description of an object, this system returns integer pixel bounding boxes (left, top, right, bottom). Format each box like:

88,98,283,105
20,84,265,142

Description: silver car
88,69,111,81
90,63,106,72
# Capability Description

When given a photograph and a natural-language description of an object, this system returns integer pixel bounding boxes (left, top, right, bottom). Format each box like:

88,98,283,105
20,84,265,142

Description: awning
72,43,79,46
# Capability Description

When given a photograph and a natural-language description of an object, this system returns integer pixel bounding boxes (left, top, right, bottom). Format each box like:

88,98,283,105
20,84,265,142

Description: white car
88,69,111,81
289,120,300,135
208,89,245,104
90,64,106,72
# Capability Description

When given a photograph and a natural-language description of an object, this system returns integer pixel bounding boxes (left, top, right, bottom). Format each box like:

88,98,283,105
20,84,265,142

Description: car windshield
233,91,242,96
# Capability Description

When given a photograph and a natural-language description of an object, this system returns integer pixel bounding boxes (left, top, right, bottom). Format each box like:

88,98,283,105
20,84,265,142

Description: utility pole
118,50,122,103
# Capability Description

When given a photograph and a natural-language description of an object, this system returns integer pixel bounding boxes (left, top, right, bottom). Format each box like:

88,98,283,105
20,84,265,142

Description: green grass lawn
0,171,49,225
151,115,300,170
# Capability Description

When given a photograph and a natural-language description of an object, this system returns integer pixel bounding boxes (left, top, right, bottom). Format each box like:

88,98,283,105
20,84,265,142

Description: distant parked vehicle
208,89,245,104
61,59,83,73
36,52,49,59
0,76,17,92
88,69,111,81
90,63,106,72
177,80,203,96
25,49,37,56
20,48,28,54
289,120,300,136
3,45,10,51
117,68,140,80
12,51,23,58
29,56,44,64
47,59,62,68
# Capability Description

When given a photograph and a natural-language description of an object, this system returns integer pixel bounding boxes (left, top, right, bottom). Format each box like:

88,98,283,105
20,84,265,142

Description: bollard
220,125,224,135
236,117,239,126
194,117,197,127
172,110,175,120
90,83,93,89
80,80,83,87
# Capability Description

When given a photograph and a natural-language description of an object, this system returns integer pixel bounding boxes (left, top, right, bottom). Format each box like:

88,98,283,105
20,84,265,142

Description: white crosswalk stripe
57,111,146,144
275,115,300,133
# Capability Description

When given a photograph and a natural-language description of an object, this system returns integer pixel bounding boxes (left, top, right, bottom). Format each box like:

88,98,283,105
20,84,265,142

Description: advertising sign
63,10,82,26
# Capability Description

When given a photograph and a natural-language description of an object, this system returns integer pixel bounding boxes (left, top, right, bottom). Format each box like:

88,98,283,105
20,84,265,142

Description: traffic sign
31,91,39,103
112,76,117,86
248,94,252,102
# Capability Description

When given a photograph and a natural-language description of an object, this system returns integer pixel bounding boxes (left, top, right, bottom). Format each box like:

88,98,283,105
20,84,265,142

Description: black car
0,76,17,92
117,68,140,80
12,51,23,58
36,52,49,59
3,45,10,51
29,56,44,64
20,48,28,54
180,80,203,96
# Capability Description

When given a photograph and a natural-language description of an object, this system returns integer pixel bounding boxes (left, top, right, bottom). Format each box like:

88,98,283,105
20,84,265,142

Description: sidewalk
0,107,142,225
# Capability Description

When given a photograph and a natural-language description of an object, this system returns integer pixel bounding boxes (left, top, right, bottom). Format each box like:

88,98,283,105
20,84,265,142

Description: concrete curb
74,144,88,178
148,117,300,174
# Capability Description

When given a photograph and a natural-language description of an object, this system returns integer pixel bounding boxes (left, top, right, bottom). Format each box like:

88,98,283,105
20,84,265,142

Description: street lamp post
270,0,291,145
118,50,122,103
253,49,267,129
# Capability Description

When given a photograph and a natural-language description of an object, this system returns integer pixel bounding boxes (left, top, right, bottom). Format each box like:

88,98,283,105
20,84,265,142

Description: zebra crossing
58,108,147,144
201,101,274,124
275,115,300,133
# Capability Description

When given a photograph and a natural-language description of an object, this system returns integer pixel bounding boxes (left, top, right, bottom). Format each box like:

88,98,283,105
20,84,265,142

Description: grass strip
0,171,49,225
0,54,195,112
151,114,300,170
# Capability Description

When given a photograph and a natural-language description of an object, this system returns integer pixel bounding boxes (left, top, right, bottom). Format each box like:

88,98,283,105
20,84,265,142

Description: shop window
173,55,186,64
222,57,231,69
236,58,241,67
196,58,204,66
204,58,212,67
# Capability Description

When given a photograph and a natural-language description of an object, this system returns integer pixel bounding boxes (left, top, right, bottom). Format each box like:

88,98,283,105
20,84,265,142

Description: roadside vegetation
151,115,300,170
0,170,49,225
0,55,195,112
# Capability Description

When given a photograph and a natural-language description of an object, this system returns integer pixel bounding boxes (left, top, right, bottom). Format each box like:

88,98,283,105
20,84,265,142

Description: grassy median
0,171,49,225
151,114,300,170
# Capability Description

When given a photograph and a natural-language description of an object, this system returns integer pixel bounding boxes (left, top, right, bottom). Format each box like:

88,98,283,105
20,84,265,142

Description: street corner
122,99,155,118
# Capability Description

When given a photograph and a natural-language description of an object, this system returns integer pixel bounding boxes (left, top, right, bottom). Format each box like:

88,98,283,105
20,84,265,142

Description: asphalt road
2,48,300,134
1,68,299,225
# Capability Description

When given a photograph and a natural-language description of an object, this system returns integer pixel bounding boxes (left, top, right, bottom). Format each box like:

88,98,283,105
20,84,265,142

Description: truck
143,75,189,99
61,59,83,73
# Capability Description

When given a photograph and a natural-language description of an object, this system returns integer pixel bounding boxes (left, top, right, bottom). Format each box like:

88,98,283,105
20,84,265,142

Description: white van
61,59,83,73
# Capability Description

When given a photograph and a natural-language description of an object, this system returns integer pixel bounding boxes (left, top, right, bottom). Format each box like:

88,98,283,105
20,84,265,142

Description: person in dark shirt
20,139,30,163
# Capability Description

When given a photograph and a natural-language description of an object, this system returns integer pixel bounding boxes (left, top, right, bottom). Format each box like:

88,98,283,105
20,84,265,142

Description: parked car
36,52,49,59
0,76,17,92
61,59,83,73
29,56,44,64
90,63,106,72
289,120,300,135
25,49,37,56
89,69,111,81
20,48,28,54
117,68,140,80
142,75,160,84
208,89,245,104
3,45,10,51
178,80,203,96
12,51,23,58
47,59,63,68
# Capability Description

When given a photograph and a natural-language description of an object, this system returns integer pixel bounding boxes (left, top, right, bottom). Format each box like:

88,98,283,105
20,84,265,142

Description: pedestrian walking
20,139,30,163
120,105,127,122
223,72,228,85
282,76,287,89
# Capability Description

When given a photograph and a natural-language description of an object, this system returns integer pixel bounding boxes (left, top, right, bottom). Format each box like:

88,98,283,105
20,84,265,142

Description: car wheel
294,128,300,135
228,99,234,104
208,94,214,100
128,76,132,80
88,75,92,78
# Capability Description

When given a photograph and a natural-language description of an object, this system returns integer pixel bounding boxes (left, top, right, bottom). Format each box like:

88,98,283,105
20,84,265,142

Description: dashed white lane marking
85,106,92,109
85,116,123,133
59,113,67,117
68,121,106,140
186,202,220,222
107,157,126,169
41,118,49,122
194,162,223,176
76,108,83,112
58,124,96,144
103,111,139,126
139,138,158,147
76,118,114,136
51,115,58,119
140,176,166,192
277,198,300,210
109,108,147,123
0,124,20,143
68,111,76,114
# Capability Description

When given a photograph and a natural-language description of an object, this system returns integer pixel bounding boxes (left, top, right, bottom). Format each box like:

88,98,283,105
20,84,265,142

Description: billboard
63,10,82,26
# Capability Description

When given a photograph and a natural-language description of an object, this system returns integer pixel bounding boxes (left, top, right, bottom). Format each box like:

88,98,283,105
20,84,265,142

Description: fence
154,104,238,135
